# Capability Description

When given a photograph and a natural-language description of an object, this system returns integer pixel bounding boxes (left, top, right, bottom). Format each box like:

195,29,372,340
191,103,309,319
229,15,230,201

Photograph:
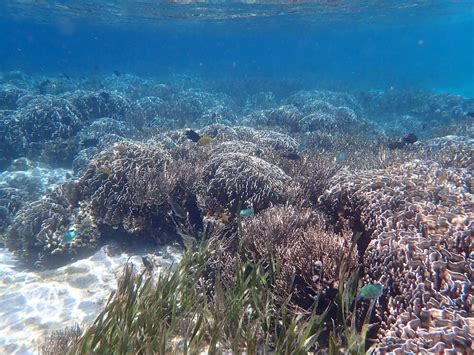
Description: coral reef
319,150,472,352
357,89,474,137
242,205,355,307
4,188,100,268
1,72,473,352
203,151,296,212
0,84,27,110
0,160,70,234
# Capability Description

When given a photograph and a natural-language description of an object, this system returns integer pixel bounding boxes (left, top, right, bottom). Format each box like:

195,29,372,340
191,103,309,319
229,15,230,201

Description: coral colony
0,72,472,353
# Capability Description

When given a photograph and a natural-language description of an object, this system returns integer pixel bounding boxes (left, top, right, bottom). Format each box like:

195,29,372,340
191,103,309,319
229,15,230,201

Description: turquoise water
0,1,473,353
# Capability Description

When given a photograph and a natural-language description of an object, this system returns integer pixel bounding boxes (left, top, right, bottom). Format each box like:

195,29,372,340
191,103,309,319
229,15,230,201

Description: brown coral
242,205,356,307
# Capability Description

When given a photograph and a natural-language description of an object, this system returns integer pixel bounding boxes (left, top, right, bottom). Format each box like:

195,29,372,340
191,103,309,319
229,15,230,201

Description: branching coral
203,152,297,212
241,205,356,307
4,189,99,268
78,140,205,241
0,84,27,109
39,324,82,354
61,90,131,122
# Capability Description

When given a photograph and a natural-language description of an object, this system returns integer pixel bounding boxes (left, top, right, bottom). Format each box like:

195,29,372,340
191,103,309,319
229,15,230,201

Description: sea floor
0,243,183,353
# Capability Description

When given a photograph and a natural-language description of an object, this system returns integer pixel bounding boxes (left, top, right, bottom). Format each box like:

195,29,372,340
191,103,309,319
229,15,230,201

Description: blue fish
239,208,254,218
335,150,348,164
356,283,383,301
63,229,76,243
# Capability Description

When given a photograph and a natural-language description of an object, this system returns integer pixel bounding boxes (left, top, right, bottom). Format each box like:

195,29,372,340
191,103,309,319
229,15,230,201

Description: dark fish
61,73,71,80
403,133,418,144
168,196,187,219
185,129,201,142
81,138,99,148
284,151,300,160
388,133,417,150
113,70,121,77
467,112,474,118
388,140,404,150
142,256,154,272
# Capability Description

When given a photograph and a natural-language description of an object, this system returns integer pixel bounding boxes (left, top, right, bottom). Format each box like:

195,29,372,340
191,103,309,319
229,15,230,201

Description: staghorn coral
203,151,297,212
0,112,27,169
285,89,362,113
319,155,472,352
243,99,370,136
78,141,172,231
298,100,363,134
15,95,84,143
11,95,84,164
356,89,474,138
101,74,173,100
242,205,356,307
61,90,131,122
148,88,236,129
78,140,204,241
4,188,99,268
0,84,27,109
129,96,165,129
243,105,303,132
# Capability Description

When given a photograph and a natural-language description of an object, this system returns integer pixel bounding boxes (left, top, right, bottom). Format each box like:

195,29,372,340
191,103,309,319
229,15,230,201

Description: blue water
0,0,472,96
0,2,473,352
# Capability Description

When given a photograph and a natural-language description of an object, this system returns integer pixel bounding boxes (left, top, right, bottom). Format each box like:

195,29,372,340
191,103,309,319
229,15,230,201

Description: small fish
196,135,213,147
356,283,383,301
284,151,300,160
239,208,254,218
466,112,474,118
61,73,71,80
335,150,348,164
113,70,121,77
185,129,201,143
81,138,99,148
164,140,177,149
142,256,154,272
403,133,418,144
168,196,187,219
63,229,76,243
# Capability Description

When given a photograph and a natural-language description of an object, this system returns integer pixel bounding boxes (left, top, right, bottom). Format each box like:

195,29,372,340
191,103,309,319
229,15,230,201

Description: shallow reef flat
0,71,472,353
